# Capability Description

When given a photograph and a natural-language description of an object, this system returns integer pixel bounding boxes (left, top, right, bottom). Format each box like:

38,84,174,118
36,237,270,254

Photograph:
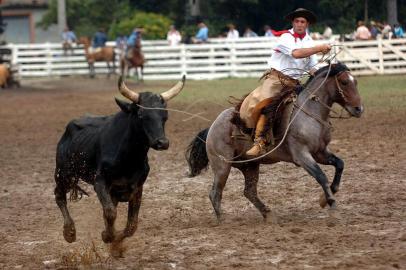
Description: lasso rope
217,47,345,164
133,46,346,164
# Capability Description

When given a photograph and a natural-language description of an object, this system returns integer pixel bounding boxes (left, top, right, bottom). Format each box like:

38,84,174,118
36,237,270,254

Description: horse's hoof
63,224,76,243
102,230,114,243
264,211,278,225
319,193,328,208
329,201,337,210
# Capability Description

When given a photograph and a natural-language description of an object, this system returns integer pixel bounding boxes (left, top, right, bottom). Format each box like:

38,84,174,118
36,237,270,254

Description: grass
150,74,406,109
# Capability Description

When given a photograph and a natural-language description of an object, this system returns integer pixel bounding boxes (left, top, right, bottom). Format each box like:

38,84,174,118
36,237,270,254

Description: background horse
186,63,363,222
78,37,116,78
120,38,145,82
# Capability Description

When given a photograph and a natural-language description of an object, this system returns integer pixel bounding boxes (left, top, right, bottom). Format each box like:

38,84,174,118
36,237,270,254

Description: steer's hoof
110,240,126,258
102,230,114,243
63,224,76,243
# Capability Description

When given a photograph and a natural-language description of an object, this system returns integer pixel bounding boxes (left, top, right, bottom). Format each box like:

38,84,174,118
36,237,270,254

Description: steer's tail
185,128,209,177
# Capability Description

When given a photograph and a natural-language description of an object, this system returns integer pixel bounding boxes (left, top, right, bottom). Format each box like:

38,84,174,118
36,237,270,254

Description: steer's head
116,76,185,150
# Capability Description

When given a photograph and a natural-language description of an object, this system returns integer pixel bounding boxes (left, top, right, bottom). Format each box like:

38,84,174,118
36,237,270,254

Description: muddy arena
0,76,405,269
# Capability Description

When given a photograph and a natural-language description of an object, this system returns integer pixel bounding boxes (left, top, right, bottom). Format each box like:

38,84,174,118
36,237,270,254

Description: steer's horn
161,75,186,101
118,76,139,102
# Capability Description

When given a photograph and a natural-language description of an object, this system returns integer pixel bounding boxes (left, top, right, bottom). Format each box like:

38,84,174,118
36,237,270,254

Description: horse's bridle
296,70,353,127
334,71,350,103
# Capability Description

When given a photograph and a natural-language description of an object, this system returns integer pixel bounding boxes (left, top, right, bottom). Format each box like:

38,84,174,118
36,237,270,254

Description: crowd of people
61,19,406,52
350,20,405,41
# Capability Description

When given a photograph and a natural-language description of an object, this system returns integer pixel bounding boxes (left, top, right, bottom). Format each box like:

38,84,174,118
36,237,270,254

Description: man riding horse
121,27,145,80
240,8,332,156
126,27,143,59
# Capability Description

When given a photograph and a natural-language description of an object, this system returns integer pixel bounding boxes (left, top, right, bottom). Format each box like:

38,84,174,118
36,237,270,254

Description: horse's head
310,63,364,118
332,66,363,118
78,36,90,47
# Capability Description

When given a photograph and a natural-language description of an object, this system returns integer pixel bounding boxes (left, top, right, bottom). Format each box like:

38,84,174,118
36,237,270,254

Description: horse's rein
307,71,353,120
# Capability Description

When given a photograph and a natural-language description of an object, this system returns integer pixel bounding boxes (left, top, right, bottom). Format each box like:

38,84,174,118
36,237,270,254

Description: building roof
1,0,48,8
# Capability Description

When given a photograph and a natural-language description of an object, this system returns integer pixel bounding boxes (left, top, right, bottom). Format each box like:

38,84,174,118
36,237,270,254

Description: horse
120,38,145,82
78,36,116,78
186,63,364,222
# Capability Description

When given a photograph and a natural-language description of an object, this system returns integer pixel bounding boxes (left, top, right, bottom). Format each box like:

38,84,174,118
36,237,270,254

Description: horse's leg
124,63,129,79
106,61,111,78
135,67,139,82
140,66,144,82
294,151,336,208
315,151,344,208
209,158,232,221
237,163,271,219
89,62,95,78
54,172,76,243
94,175,117,243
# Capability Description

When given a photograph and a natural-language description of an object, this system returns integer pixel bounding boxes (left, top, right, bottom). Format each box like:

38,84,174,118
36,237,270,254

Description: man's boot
246,114,268,156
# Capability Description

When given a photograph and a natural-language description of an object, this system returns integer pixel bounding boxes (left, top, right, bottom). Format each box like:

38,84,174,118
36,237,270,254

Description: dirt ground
0,77,405,270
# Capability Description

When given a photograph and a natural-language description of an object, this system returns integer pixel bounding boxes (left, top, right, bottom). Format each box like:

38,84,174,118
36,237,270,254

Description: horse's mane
303,62,350,89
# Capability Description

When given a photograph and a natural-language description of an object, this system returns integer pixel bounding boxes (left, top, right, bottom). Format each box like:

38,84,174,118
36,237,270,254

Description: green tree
38,0,133,37
111,11,172,39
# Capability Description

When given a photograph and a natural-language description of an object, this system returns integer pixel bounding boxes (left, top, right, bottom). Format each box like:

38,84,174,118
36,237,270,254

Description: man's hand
318,44,332,54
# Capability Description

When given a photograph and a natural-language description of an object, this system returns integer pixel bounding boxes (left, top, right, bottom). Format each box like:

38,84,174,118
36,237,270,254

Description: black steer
54,76,185,244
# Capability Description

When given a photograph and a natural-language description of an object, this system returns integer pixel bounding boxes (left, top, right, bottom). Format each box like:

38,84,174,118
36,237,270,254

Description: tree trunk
57,0,67,34
387,0,398,25
189,0,201,17
364,0,368,23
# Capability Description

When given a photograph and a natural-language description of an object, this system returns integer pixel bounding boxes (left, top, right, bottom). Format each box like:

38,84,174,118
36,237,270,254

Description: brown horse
78,37,116,78
120,39,145,81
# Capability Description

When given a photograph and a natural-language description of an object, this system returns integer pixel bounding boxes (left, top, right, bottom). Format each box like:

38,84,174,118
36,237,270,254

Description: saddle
230,91,296,146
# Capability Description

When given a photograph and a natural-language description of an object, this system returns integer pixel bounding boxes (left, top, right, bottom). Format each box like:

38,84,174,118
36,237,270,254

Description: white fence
2,37,406,80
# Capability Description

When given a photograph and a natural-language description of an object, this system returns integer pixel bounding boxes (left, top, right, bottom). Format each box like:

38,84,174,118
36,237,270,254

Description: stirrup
246,139,266,156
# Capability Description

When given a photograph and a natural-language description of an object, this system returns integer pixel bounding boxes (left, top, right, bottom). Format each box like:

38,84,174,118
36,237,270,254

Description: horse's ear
115,98,131,113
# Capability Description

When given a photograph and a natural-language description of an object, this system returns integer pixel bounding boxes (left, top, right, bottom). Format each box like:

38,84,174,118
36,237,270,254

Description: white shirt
167,30,182,46
227,29,239,39
268,29,318,79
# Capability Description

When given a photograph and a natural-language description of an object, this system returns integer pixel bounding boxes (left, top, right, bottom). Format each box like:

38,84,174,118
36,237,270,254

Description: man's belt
270,68,299,85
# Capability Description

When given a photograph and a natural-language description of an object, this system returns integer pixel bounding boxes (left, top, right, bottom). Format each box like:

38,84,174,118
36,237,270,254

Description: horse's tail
185,128,209,177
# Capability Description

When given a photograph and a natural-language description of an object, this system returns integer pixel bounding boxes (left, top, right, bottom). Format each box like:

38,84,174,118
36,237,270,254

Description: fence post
209,46,215,75
10,44,18,65
230,42,237,77
45,42,53,76
378,37,384,74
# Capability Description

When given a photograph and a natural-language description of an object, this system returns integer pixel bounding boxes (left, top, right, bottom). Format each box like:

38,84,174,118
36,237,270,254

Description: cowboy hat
285,8,317,24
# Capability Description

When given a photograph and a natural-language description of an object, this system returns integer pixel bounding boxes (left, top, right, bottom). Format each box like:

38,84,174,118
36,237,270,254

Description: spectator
192,22,209,43
243,27,258,37
355,21,371,40
381,22,392,39
226,23,239,39
167,25,182,46
61,27,76,55
322,25,333,39
93,28,107,50
394,24,405,38
369,21,381,39
263,25,274,37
